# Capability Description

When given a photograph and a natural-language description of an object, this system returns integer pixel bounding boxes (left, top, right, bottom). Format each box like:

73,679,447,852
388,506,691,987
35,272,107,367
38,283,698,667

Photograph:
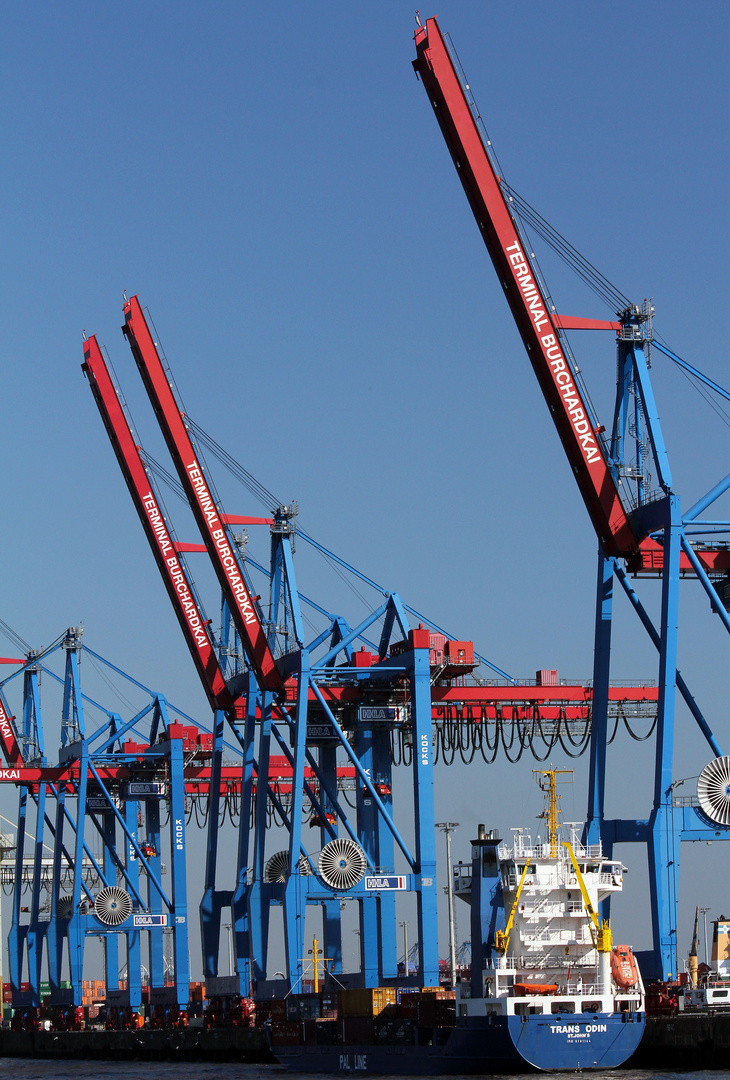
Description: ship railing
564,980,601,996
522,899,563,919
516,954,597,970
498,839,604,861
489,955,517,970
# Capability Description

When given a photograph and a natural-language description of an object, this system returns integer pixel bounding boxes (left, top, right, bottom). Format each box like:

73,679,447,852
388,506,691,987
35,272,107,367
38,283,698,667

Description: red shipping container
536,669,559,686
339,1016,374,1044
271,1020,301,1046
399,992,418,1019
268,999,287,1021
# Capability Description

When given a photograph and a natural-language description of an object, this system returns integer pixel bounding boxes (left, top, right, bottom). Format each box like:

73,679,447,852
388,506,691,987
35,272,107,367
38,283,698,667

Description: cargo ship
269,771,645,1072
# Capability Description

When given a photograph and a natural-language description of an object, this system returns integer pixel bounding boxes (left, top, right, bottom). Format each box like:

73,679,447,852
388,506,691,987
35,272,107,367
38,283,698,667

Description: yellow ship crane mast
495,859,531,955
562,841,612,953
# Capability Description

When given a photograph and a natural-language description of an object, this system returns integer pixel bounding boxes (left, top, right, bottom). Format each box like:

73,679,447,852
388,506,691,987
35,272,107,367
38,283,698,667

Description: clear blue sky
1,1,727,975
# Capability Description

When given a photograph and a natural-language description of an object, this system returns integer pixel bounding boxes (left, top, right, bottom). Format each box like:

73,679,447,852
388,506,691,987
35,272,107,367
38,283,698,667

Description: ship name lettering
339,1053,367,1071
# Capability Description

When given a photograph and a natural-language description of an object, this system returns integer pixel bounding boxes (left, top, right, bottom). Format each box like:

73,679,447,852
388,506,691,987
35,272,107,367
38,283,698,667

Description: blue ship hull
272,1009,645,1073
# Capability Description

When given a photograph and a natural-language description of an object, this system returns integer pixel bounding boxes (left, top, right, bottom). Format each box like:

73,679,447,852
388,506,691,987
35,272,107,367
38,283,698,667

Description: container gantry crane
82,297,662,1005
85,305,443,996
0,630,191,1028
0,626,364,1028
413,14,729,980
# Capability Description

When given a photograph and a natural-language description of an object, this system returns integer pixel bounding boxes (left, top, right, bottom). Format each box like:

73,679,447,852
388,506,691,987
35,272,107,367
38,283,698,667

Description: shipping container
338,1015,374,1044
314,1017,336,1044
337,986,397,1018
268,998,287,1021
272,1020,301,1046
296,993,322,1019
399,991,418,1019
374,1016,415,1044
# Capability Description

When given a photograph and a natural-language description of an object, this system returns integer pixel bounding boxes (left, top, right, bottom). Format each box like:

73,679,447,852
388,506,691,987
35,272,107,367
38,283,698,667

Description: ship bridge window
550,1001,575,1014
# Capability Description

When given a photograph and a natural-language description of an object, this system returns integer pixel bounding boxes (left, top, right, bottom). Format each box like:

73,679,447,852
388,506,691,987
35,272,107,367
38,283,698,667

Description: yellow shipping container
337,987,397,1018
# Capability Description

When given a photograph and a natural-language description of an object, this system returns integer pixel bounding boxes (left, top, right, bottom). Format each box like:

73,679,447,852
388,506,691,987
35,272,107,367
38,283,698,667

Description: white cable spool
318,837,367,890
697,755,730,827
94,886,133,926
57,895,74,919
264,850,313,883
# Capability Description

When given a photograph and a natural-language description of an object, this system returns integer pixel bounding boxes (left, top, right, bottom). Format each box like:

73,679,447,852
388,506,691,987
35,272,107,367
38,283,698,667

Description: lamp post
223,922,233,976
436,822,459,988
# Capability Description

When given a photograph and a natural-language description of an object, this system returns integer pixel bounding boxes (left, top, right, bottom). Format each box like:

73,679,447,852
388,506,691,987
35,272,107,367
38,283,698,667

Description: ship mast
533,769,573,856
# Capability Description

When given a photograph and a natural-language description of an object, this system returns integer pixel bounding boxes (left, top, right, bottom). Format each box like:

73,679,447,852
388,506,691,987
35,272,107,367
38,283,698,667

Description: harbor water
0,1065,724,1080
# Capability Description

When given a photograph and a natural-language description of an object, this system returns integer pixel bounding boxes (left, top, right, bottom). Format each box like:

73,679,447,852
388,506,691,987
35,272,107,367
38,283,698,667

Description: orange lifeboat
611,944,639,989
514,982,559,996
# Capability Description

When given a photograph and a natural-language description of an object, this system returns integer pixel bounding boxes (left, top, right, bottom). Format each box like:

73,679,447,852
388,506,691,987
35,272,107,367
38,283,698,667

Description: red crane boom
121,296,284,692
82,334,235,713
413,18,638,557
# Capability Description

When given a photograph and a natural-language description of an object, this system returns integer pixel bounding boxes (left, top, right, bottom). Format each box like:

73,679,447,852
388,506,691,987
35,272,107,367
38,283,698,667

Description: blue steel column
355,722,379,986
48,783,67,990
585,551,614,847
410,638,439,986
374,728,397,979
102,808,119,994
27,782,47,1002
234,696,257,996
249,688,273,984
318,741,343,975
200,708,226,976
9,787,28,996
647,494,682,978
69,745,89,1005
283,655,309,988
146,798,164,989
167,732,190,1007
125,796,141,1012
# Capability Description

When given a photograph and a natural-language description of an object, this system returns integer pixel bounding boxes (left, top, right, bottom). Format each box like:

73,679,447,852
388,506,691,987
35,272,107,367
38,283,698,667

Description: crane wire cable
445,32,632,315
187,419,379,614
651,331,730,428
501,182,632,314
0,619,31,656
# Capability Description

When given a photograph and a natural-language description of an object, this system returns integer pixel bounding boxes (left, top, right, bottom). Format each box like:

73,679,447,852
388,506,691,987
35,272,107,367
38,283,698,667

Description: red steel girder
82,335,235,714
413,18,638,557
631,538,730,577
121,296,284,692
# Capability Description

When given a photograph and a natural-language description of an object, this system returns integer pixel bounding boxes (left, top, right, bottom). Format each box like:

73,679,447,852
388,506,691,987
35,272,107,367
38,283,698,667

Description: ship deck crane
562,842,612,954
494,859,529,956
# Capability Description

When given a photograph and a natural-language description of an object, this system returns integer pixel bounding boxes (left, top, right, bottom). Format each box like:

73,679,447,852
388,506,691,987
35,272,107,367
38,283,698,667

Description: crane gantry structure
71,290,664,1010
413,14,729,980
1,14,724,1030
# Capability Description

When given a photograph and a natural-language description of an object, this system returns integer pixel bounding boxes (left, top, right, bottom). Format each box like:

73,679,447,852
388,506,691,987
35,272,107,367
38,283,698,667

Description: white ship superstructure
456,772,644,1022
